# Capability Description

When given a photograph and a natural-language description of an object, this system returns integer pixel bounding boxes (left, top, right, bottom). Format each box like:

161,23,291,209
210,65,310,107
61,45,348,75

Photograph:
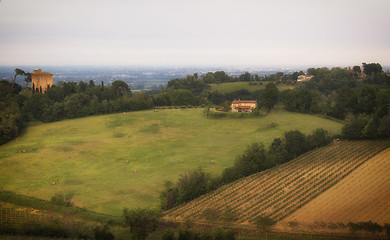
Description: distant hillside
163,140,390,226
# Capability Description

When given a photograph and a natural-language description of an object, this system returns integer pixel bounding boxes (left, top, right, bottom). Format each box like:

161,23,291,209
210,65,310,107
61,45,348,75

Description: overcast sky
0,0,389,67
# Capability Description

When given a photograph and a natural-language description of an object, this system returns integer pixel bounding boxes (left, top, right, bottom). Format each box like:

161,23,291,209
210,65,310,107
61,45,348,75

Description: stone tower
31,69,53,93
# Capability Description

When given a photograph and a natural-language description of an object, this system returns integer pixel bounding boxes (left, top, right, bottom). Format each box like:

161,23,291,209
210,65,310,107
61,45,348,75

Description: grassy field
209,81,293,94
0,107,343,216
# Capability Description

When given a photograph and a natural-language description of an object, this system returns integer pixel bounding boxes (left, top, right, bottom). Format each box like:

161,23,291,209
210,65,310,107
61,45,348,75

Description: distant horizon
1,62,389,69
1,0,389,67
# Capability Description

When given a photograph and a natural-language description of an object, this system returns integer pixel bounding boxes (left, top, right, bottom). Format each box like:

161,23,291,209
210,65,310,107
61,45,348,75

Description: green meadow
209,81,293,94
0,107,343,216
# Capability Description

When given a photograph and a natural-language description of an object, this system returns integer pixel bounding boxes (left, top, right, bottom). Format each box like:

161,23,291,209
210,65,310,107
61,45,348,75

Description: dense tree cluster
281,88,322,114
122,208,160,240
279,63,390,139
0,77,155,144
305,67,357,94
221,129,331,183
160,168,219,210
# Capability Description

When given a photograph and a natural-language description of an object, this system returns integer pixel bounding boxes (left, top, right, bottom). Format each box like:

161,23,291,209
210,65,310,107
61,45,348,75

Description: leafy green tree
123,208,160,240
233,143,273,178
208,91,225,105
352,65,361,73
328,86,357,119
23,93,53,121
342,114,370,139
0,80,21,97
24,72,32,88
306,67,355,94
160,180,178,210
239,72,251,82
93,224,115,240
357,85,378,114
12,68,25,90
89,80,95,87
112,80,131,96
177,168,212,203
267,137,288,164
260,82,279,113
61,81,77,97
167,76,209,96
64,93,91,118
214,71,230,83
362,62,383,76
306,128,331,149
281,88,322,113
47,85,65,102
378,116,390,138
169,89,198,106
0,101,23,145
362,115,380,139
77,81,88,93
202,72,216,83
284,130,307,159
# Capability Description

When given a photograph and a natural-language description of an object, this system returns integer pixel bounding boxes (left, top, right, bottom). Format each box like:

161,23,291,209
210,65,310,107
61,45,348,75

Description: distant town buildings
31,69,53,92
297,75,314,82
231,99,257,112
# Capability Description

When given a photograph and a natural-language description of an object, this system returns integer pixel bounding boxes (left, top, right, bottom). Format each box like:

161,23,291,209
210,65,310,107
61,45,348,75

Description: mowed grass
209,81,293,94
0,107,343,216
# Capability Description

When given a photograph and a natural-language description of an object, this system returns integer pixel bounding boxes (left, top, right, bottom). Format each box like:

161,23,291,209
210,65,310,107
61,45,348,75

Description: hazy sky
0,0,389,67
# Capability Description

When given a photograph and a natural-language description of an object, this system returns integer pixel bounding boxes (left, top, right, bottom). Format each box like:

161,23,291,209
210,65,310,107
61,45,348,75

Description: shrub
50,192,73,207
254,216,276,232
93,224,115,240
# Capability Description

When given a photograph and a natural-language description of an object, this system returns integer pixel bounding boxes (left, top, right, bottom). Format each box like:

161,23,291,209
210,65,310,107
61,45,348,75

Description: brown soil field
279,147,390,229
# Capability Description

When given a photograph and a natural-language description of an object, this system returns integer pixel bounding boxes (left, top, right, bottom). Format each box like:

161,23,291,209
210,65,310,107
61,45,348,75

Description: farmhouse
31,69,53,93
231,99,257,112
297,75,313,82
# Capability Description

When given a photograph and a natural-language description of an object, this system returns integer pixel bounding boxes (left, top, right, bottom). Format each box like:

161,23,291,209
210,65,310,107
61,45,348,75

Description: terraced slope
280,147,390,225
163,140,390,226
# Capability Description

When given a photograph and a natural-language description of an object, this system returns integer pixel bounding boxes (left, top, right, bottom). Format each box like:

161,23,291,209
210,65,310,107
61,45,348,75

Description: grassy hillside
281,147,390,226
163,140,390,226
0,107,342,216
209,81,293,94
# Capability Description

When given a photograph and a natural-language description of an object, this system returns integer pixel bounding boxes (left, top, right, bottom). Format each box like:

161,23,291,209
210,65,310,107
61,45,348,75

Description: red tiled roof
232,99,257,104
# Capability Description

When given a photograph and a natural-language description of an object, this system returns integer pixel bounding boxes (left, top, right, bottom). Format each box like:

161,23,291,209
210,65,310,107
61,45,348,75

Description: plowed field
280,147,390,225
163,140,390,227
